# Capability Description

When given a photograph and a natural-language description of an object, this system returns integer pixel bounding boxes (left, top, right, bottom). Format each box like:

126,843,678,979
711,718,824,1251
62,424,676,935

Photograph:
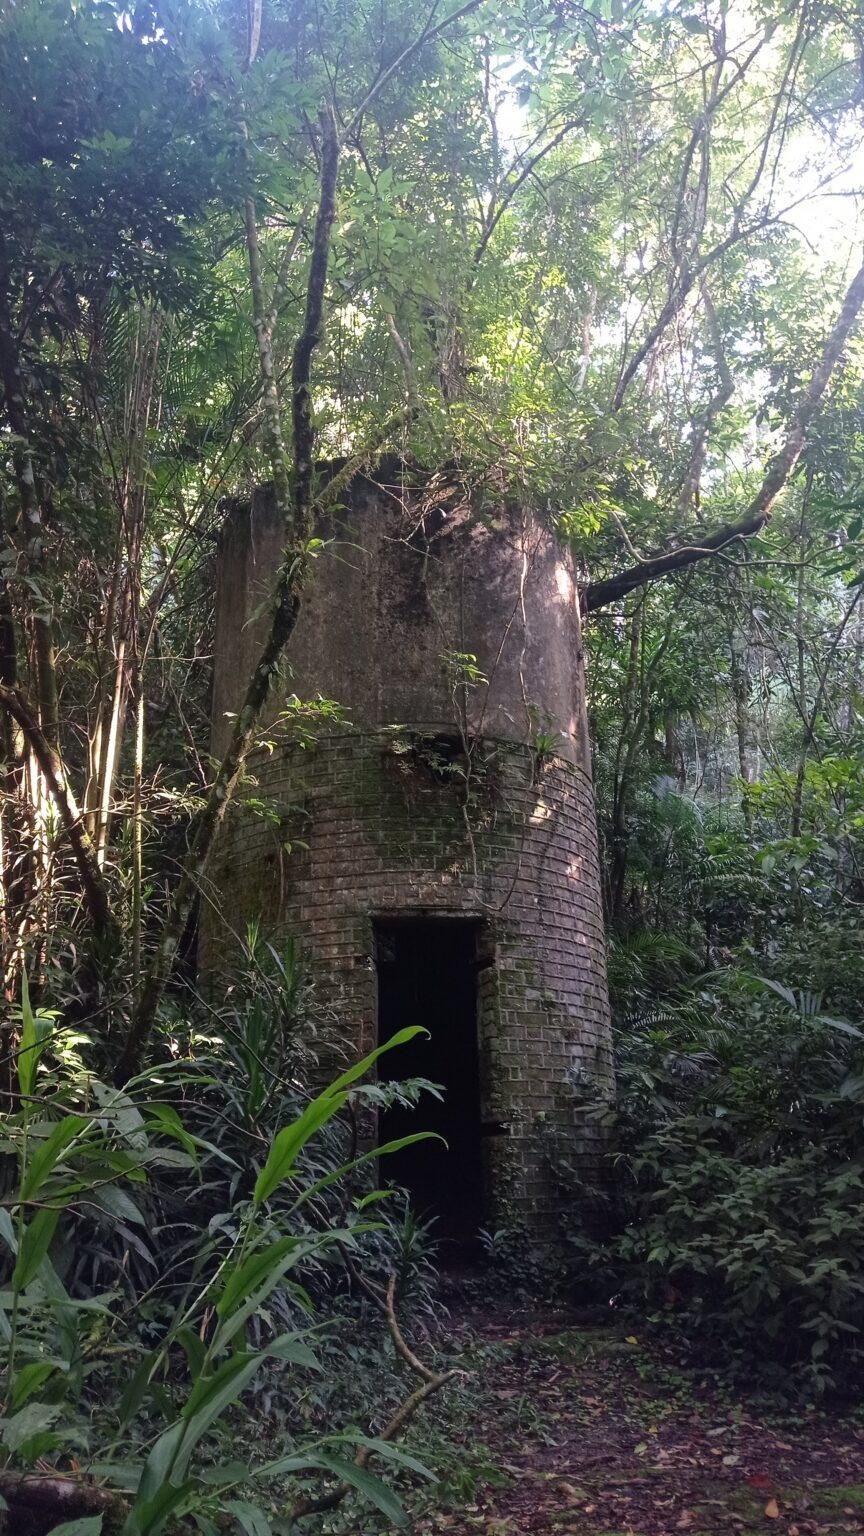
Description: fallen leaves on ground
427,1312,864,1536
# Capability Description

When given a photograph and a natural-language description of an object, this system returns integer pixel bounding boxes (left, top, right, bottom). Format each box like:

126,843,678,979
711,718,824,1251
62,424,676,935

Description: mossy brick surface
202,730,612,1235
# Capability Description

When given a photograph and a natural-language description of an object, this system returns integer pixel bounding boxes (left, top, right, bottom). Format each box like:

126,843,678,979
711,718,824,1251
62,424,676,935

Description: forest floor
412,1310,864,1536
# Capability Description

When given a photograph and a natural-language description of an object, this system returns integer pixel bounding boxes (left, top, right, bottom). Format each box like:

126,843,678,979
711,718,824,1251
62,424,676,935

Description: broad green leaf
344,1434,435,1479
130,1419,185,1514
214,1237,298,1319
88,1183,147,1226
119,1349,160,1428
253,1028,427,1207
0,1401,60,1452
326,1026,428,1097
176,1326,206,1380
21,1115,89,1201
125,1469,193,1536
13,1206,61,1290
225,1501,272,1536
258,1331,320,1368
17,971,50,1100
10,1360,56,1409
171,1354,264,1480
819,1014,864,1040
760,976,797,1009
289,1132,441,1215
253,1092,348,1206
92,1082,147,1147
211,1237,334,1352
356,1188,395,1210
0,1207,18,1254
308,1452,407,1524
143,1102,212,1163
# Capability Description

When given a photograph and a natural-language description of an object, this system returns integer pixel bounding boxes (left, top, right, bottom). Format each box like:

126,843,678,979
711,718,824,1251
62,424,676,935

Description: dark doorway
375,919,483,1244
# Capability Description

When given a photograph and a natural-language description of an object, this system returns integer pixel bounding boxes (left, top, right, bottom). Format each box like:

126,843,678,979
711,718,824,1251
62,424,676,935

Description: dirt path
416,1317,864,1536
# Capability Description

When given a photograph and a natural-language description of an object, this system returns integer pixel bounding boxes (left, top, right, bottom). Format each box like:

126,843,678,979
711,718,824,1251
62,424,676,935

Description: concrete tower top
212,462,591,772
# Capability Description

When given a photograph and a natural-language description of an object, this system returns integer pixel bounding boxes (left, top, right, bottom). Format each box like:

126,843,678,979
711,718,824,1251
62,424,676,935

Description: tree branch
472,119,577,269
586,253,864,613
290,1273,458,1523
343,0,485,141
0,685,117,941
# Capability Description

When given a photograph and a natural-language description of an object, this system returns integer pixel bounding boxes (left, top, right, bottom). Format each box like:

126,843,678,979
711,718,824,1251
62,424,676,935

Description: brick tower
204,463,612,1239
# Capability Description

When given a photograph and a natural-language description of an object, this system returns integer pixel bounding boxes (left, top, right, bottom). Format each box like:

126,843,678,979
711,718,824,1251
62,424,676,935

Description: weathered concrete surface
211,462,591,770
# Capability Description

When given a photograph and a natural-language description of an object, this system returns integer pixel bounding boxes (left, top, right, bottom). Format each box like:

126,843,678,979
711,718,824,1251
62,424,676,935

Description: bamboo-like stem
0,685,116,941
131,683,144,1003
95,632,128,868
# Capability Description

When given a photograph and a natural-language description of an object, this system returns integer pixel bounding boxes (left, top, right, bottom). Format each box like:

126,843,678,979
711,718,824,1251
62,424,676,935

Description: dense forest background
2,0,864,1531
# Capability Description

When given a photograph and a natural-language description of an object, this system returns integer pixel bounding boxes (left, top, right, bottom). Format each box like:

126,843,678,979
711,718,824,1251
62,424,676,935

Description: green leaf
10,1360,56,1409
143,1103,200,1161
345,1435,434,1479
13,1206,61,1290
211,1237,333,1353
225,1501,272,1536
253,1092,348,1206
0,1401,60,1452
289,1132,440,1215
119,1354,158,1428
259,1331,320,1368
818,1014,864,1041
0,1206,18,1255
17,971,51,1101
92,1082,147,1148
326,1026,428,1097
356,1188,395,1210
130,1419,186,1514
308,1453,407,1525
252,1030,430,1207
172,1354,264,1480
214,1237,298,1319
88,1183,147,1226
176,1326,206,1380
125,1468,193,1536
21,1115,89,1201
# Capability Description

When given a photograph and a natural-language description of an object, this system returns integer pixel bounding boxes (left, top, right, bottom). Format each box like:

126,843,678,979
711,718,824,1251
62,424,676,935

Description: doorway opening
374,918,483,1244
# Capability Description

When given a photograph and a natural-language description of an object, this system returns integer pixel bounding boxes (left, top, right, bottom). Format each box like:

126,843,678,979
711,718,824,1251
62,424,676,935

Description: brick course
201,728,612,1235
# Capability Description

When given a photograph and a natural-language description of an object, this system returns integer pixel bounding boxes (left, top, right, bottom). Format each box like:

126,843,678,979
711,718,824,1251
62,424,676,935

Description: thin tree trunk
94,629,128,867
609,604,643,922
131,681,144,1004
112,111,341,1085
0,685,116,941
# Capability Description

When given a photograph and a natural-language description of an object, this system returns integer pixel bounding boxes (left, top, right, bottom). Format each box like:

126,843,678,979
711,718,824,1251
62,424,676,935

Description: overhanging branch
585,251,864,614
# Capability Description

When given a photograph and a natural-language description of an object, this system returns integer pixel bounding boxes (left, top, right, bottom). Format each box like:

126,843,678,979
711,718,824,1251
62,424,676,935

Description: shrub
574,950,864,1393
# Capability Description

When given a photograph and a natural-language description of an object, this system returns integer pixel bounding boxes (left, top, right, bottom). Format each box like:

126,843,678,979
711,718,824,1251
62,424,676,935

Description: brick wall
201,726,613,1236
